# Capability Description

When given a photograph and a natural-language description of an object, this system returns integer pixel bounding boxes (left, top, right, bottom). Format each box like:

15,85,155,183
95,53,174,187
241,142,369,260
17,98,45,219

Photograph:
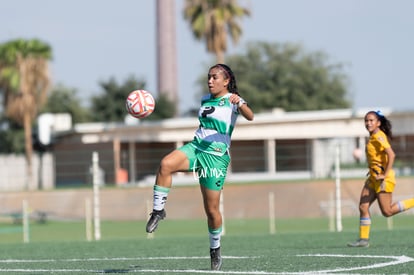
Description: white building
46,108,414,187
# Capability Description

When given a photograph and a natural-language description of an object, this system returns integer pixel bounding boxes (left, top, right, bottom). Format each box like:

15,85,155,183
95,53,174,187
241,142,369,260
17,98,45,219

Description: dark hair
366,110,393,140
210,63,240,96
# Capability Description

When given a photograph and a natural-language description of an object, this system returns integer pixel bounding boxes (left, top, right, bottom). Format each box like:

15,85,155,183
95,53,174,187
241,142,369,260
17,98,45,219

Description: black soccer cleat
210,247,222,271
145,209,166,233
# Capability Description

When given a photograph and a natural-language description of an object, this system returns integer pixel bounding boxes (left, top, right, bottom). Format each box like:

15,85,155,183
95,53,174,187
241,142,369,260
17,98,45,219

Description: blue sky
2,0,414,114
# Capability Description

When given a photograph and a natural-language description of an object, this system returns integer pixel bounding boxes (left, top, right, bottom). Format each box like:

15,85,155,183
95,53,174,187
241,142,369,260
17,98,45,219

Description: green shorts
178,142,230,191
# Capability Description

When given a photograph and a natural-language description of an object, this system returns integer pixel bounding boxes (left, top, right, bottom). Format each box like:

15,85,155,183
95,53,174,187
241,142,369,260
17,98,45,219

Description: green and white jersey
191,93,239,156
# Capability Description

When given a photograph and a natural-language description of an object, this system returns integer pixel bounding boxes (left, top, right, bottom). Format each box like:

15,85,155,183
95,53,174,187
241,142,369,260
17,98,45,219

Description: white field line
297,254,414,274
0,268,386,275
0,254,411,274
0,256,254,263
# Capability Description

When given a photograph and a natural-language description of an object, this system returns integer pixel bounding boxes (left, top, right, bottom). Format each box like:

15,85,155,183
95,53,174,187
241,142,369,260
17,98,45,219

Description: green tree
183,0,250,63
0,39,52,187
221,41,351,112
146,93,176,121
41,84,91,123
90,75,145,122
0,118,25,153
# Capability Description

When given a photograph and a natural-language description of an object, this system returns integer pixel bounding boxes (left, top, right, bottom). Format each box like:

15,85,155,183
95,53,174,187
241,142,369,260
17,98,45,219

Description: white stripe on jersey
194,127,231,147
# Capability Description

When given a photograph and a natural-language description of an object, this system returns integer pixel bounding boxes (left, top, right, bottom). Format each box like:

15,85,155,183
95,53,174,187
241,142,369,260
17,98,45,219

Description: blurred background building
3,108,414,191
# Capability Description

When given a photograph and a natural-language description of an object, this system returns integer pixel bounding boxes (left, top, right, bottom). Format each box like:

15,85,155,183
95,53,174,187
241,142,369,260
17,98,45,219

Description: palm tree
0,39,52,189
183,0,250,63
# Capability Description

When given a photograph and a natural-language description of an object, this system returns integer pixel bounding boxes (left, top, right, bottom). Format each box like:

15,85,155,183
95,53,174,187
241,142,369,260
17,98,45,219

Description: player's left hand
229,94,242,105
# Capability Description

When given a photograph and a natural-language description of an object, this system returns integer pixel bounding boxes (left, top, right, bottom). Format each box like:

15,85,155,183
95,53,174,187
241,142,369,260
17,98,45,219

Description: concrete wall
0,153,54,191
2,178,414,222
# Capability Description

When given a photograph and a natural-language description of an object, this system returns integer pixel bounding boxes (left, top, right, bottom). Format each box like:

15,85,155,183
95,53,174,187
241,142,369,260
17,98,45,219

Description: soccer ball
125,90,155,118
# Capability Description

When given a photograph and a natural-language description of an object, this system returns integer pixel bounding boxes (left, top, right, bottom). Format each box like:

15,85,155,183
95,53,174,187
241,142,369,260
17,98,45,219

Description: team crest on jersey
218,98,226,106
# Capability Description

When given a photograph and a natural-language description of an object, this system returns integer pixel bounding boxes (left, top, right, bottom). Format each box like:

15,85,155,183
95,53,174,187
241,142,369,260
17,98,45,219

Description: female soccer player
145,64,254,270
348,110,414,247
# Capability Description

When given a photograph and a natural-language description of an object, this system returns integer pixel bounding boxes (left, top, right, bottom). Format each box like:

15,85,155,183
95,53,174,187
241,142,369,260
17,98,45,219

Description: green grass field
0,215,413,274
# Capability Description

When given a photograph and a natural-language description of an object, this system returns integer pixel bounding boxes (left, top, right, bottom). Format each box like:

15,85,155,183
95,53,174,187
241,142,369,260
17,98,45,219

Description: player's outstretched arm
239,103,254,121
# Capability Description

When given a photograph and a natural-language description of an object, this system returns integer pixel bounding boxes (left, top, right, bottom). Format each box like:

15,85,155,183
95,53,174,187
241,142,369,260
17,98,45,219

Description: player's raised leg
146,150,189,233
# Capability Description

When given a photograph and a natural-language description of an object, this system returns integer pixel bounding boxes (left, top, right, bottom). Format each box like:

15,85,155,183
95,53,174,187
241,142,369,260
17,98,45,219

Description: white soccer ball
125,90,155,119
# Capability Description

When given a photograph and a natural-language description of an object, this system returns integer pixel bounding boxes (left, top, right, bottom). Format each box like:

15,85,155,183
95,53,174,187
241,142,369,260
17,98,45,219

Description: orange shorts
365,169,395,193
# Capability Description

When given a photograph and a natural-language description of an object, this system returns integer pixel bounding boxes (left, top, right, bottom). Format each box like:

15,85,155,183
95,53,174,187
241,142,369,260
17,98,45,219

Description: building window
276,139,310,171
231,140,265,172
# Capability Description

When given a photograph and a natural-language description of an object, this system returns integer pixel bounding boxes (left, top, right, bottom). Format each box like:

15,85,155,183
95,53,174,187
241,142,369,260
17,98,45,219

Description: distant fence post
335,144,343,232
22,199,30,243
269,192,276,234
220,191,225,236
146,200,154,239
85,198,93,241
92,152,101,241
